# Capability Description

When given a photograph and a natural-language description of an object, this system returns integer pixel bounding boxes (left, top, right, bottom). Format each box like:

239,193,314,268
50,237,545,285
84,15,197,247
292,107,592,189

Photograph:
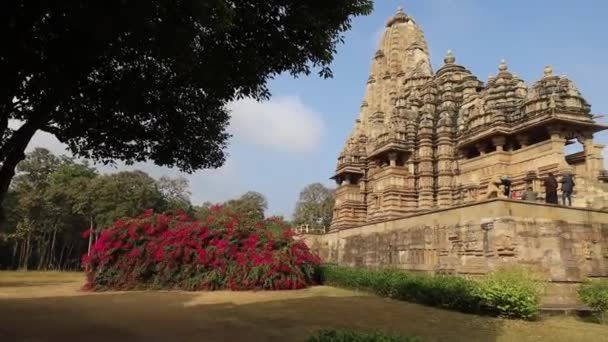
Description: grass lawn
0,271,606,342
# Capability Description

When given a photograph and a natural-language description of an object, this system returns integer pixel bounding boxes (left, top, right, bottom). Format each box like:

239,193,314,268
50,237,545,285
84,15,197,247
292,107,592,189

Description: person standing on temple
521,186,537,202
544,173,558,204
500,176,512,199
560,173,575,206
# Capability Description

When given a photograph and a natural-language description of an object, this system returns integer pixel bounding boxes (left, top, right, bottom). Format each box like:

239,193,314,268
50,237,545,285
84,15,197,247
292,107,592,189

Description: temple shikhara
330,7,608,230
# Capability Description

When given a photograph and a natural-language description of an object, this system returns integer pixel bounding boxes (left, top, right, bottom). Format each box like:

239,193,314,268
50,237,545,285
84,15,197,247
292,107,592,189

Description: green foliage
318,265,544,320
1,1,373,206
87,170,166,229
578,279,608,324
306,329,420,342
0,148,196,271
319,265,479,312
475,267,545,320
157,176,193,214
223,191,268,224
293,183,335,228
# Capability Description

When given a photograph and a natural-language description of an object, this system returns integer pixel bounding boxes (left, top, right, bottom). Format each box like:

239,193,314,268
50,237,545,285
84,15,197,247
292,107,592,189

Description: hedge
317,264,544,320
578,279,608,324
306,329,421,342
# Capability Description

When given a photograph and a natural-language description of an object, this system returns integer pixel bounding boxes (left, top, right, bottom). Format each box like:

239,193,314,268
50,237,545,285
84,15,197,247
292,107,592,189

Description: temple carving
330,8,608,230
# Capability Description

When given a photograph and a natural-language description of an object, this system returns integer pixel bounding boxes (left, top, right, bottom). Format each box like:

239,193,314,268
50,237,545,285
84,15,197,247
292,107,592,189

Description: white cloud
10,95,325,207
227,96,325,154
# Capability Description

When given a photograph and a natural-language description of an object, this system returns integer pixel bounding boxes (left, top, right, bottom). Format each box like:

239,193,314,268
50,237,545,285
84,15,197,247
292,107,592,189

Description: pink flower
82,229,92,239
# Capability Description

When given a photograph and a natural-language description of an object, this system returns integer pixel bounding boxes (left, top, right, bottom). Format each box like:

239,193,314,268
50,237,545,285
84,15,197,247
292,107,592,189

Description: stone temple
303,8,608,306
329,7,608,230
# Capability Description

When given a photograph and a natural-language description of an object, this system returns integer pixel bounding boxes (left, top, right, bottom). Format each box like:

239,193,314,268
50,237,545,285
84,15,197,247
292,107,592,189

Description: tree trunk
65,242,74,270
49,226,57,269
0,110,53,206
58,241,66,270
87,215,93,256
37,233,47,270
24,231,31,270
11,241,18,269
18,240,25,269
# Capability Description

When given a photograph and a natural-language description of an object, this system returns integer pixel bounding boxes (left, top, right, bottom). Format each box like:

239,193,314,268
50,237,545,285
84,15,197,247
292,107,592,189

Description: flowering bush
82,206,320,291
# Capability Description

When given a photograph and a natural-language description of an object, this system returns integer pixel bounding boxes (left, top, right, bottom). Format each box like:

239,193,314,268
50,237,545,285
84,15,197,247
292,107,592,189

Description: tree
292,183,335,228
88,170,166,229
1,149,95,270
0,1,374,204
157,176,192,213
47,161,98,260
224,191,268,222
8,148,63,269
194,201,215,221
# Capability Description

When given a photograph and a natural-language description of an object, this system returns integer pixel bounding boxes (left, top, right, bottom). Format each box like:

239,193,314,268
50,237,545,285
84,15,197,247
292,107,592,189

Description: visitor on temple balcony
500,176,512,199
560,173,575,206
544,173,558,204
521,186,537,202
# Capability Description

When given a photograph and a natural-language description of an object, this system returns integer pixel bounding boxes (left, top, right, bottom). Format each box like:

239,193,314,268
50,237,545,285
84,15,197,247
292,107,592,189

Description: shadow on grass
0,291,508,342
0,281,75,287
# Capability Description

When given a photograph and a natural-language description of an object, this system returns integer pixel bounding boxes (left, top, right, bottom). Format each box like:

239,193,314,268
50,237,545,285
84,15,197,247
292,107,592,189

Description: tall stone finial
387,5,412,27
544,65,553,77
498,59,508,72
444,49,456,64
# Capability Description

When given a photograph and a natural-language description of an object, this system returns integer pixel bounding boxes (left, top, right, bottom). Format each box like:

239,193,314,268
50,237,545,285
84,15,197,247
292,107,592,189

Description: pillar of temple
436,114,454,208
579,133,599,178
404,119,419,210
418,115,434,209
546,125,571,175
492,136,506,153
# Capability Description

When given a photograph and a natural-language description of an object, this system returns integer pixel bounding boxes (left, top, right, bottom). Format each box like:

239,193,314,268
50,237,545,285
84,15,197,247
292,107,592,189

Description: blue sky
27,0,608,217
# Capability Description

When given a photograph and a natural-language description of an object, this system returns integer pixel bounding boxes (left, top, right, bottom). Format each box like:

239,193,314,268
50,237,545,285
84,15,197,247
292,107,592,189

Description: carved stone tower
330,7,608,231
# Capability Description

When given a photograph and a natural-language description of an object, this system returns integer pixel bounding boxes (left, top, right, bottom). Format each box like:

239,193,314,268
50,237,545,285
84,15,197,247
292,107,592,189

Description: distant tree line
0,148,336,270
0,148,195,270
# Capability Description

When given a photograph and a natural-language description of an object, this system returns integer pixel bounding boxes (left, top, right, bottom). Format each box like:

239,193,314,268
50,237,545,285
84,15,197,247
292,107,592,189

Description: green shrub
306,329,421,342
318,264,545,320
475,267,545,320
319,265,480,313
578,279,608,324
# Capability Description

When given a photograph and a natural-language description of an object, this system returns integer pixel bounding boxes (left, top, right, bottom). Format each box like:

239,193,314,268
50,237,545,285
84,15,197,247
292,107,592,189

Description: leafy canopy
0,1,373,204
293,183,335,228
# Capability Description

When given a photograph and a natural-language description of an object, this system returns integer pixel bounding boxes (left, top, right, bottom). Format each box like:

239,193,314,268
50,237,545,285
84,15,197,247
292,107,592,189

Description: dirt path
1,272,607,342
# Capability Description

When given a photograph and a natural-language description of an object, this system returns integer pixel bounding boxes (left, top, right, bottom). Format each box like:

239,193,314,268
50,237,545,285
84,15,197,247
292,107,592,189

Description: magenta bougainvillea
82,206,320,291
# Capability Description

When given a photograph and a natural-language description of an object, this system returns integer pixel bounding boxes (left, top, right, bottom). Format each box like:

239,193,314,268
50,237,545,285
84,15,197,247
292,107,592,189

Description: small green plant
306,329,421,342
475,267,545,320
578,279,608,324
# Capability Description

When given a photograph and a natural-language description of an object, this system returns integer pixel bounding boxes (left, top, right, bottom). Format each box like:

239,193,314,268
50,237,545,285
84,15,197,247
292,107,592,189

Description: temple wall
303,199,608,305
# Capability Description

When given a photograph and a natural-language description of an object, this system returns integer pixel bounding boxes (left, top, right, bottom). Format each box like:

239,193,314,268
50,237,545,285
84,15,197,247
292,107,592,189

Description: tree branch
0,108,54,204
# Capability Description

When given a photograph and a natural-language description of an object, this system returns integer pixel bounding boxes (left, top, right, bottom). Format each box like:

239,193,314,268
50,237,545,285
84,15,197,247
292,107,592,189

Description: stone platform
301,199,608,306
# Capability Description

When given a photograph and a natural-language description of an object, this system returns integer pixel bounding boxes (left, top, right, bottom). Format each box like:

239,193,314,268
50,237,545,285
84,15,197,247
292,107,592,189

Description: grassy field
0,271,606,342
